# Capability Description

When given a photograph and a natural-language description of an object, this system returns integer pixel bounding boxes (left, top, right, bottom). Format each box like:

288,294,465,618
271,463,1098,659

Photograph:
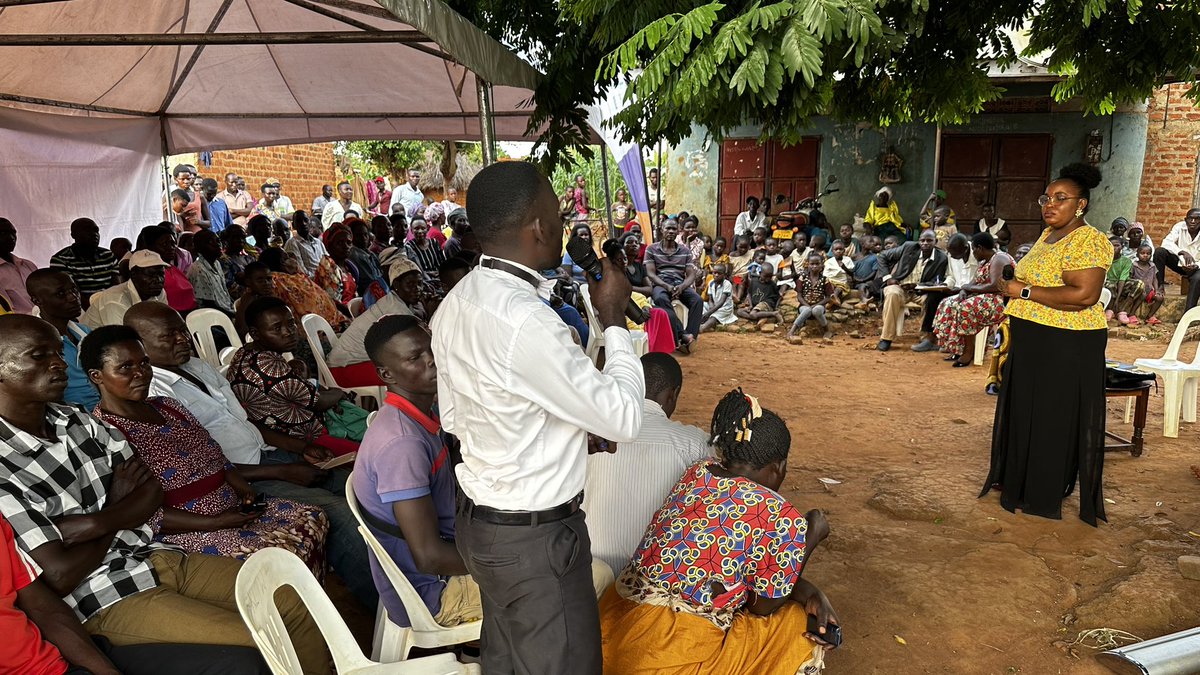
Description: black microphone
1001,264,1015,281
566,237,645,322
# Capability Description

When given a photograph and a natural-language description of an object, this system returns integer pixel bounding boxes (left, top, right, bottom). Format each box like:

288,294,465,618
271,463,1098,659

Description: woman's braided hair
709,389,791,469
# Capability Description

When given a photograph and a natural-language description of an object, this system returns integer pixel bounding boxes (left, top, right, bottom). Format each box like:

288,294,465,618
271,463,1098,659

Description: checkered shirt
0,403,168,621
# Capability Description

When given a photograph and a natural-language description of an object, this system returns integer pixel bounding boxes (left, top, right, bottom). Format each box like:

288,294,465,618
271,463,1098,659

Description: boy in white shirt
822,239,854,305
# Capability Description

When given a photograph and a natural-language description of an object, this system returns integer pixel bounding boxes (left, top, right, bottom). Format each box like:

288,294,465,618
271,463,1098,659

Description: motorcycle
770,175,839,241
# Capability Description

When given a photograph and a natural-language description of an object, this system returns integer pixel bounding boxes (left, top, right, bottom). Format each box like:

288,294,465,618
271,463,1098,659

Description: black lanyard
481,257,543,289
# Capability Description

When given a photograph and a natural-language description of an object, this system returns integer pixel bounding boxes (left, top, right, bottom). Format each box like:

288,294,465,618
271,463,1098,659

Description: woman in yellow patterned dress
982,164,1111,526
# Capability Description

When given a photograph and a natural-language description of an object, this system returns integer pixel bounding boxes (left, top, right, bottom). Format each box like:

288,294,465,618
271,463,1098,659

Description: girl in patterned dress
80,326,328,575
932,231,1014,366
598,389,838,674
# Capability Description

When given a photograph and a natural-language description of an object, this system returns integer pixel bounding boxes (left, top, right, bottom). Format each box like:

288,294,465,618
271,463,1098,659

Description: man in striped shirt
48,218,118,310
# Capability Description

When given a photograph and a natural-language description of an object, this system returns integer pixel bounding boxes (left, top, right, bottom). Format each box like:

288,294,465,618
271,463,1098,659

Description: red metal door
719,138,820,241
718,140,767,239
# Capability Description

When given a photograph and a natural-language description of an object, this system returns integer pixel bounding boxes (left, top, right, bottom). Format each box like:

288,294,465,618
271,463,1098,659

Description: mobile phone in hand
240,495,268,514
806,613,843,648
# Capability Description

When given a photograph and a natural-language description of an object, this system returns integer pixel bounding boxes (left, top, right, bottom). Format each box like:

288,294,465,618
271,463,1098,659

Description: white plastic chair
972,328,990,366
577,285,650,364
345,474,482,663
1133,305,1200,437
186,308,242,368
349,297,366,317
299,313,384,408
234,548,478,675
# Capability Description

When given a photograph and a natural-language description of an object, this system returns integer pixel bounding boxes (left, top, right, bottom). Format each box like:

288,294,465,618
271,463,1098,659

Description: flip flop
1148,316,1162,326
1127,316,1141,326
1117,312,1130,325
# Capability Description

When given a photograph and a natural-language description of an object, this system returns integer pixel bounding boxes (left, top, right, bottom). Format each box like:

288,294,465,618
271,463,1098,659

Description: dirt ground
666,329,1200,674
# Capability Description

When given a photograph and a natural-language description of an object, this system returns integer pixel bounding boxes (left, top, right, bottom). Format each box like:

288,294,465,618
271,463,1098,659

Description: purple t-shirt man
351,394,456,626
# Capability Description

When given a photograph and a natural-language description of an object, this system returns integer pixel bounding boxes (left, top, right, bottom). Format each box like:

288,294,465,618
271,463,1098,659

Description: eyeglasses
1037,194,1080,207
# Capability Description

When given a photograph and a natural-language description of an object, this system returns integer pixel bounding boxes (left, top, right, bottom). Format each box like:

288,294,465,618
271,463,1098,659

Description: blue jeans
255,449,378,610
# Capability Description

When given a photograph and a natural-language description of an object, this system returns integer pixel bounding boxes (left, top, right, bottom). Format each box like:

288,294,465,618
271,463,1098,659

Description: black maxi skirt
980,316,1108,526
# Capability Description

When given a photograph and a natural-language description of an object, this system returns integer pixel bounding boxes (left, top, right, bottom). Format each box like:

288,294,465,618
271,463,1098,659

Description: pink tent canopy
0,0,543,263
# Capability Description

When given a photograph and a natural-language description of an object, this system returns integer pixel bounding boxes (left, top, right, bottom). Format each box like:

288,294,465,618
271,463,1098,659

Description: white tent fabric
0,0,544,263
0,106,163,264
0,0,542,151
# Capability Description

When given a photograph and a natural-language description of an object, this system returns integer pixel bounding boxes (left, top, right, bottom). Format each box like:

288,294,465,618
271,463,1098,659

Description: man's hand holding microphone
565,237,636,330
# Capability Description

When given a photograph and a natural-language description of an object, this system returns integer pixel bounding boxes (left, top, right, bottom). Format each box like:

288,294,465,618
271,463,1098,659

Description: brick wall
200,143,338,214
1136,86,1200,241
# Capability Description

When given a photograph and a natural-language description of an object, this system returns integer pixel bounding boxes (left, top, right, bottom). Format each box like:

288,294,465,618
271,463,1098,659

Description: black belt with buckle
461,492,584,527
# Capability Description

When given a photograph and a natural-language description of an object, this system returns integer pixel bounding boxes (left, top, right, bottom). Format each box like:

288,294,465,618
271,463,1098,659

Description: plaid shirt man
0,403,169,621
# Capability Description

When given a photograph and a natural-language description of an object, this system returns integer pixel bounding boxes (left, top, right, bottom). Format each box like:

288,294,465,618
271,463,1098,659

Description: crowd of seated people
6,165,1197,673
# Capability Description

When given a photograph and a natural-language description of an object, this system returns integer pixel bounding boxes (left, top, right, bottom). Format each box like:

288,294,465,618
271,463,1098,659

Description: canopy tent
0,0,544,263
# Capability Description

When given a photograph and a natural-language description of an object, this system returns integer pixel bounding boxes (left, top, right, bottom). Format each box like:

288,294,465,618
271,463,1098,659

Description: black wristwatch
1020,286,1032,300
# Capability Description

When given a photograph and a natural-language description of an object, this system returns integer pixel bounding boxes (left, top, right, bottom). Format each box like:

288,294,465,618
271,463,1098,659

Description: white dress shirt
79,281,167,329
390,184,424,215
327,292,413,368
583,399,711,571
734,211,765,237
1161,220,1200,260
978,218,1006,237
147,358,271,465
431,255,645,511
945,253,978,289
321,200,365,229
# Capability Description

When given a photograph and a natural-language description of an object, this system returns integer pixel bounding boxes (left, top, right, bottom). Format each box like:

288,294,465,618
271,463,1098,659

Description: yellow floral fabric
1005,225,1112,330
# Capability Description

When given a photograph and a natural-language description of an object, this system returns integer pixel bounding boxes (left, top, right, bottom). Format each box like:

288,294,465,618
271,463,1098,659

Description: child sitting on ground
1104,234,1141,326
1129,244,1164,325
835,222,860,257
701,236,731,300
736,262,783,324
786,254,833,339
822,239,854,306
728,236,754,305
746,250,767,281
852,235,882,306
777,239,798,295
763,238,784,276
808,233,829,259
701,263,737,332
751,226,768,250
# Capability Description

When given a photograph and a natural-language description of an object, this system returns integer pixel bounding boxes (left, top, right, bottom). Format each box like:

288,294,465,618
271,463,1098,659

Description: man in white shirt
1153,208,1200,309
321,181,364,229
584,353,710,571
80,251,168,328
733,195,765,238
431,161,643,675
125,301,379,610
325,258,419,376
912,233,973,352
390,168,425,216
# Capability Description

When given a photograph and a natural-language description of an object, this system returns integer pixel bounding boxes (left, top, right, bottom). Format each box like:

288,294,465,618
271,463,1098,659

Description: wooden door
719,140,767,238
718,137,820,241
940,134,1053,246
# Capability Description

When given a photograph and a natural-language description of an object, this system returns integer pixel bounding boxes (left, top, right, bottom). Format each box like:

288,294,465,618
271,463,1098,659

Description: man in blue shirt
25,269,97,409
351,314,480,627
200,178,232,235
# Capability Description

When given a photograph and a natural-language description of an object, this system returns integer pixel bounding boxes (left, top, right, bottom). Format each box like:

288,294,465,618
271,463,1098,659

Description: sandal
1105,309,1115,321
1126,316,1140,326
1148,316,1162,326
1117,312,1130,325
986,383,1000,396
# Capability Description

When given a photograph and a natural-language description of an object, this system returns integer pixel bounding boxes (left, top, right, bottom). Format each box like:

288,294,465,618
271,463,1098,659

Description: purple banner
617,147,649,213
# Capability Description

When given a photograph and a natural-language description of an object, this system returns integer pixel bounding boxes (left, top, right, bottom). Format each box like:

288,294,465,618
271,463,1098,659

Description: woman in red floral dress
933,231,1013,366
81,326,328,575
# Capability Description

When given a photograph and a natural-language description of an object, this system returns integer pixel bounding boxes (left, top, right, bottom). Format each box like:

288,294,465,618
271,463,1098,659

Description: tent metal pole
160,116,177,226
476,79,497,166
601,146,614,239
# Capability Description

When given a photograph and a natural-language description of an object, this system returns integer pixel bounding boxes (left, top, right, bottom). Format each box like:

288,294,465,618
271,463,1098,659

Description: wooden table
1105,381,1152,457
